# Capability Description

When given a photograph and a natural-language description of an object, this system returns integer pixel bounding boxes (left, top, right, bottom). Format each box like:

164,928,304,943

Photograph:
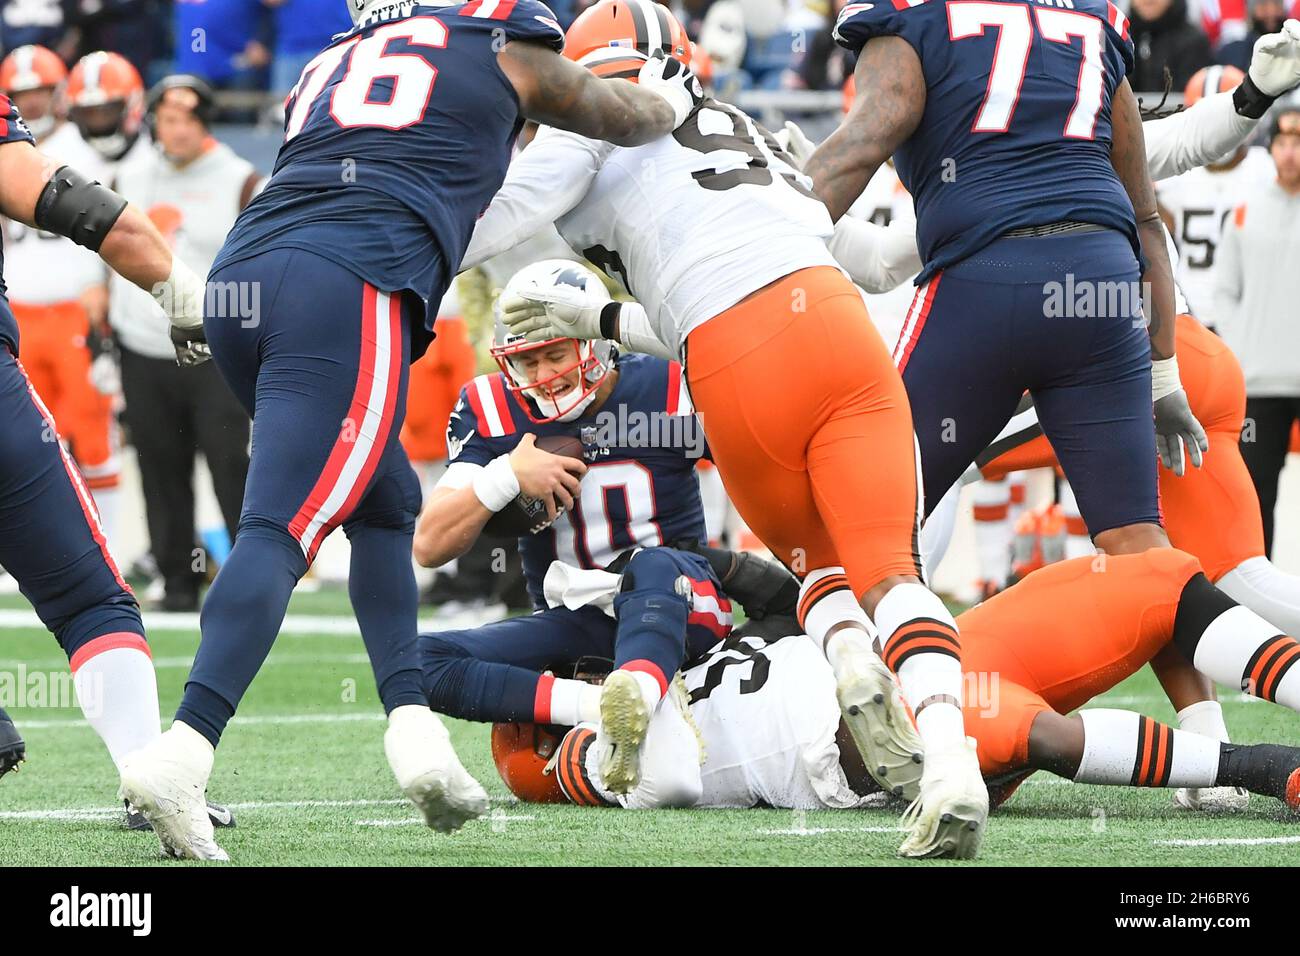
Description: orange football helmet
565,0,691,79
66,51,144,161
1184,65,1245,106
0,46,68,138
490,722,567,804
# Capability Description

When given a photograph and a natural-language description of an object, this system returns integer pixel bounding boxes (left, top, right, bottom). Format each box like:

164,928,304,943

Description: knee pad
618,548,691,598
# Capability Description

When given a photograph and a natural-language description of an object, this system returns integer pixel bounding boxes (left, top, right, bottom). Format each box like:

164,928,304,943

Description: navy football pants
0,346,145,661
897,229,1160,537
177,249,426,745
421,548,729,723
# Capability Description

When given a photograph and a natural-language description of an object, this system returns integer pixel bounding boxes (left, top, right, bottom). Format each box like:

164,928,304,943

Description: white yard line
756,826,900,836
0,605,502,636
1155,835,1300,848
17,711,387,730
0,797,411,822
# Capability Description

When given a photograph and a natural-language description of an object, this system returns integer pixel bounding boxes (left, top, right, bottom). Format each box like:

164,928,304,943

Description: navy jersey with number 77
211,0,565,352
834,0,1140,284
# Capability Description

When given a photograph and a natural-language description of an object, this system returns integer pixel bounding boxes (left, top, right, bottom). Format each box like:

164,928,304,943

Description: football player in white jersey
0,46,124,553
466,0,991,859
1156,65,1275,329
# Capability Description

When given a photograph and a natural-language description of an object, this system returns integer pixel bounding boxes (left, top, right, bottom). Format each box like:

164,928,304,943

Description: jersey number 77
948,1,1107,139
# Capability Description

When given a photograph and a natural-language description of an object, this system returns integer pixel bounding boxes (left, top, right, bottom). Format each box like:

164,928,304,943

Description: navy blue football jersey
446,353,709,608
834,0,1139,282
0,94,36,358
211,0,564,344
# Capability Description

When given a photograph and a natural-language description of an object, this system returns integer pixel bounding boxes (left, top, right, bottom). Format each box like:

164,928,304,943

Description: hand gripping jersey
834,0,1140,283
4,122,109,307
0,94,37,357
684,633,876,810
439,353,708,606
211,0,565,350
462,98,838,359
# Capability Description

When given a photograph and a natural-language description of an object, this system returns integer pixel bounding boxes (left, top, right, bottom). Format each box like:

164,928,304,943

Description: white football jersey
1156,147,1272,325
463,99,837,359
4,122,110,305
684,633,874,810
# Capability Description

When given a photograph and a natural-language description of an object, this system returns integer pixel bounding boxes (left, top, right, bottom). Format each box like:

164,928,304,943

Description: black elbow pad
34,165,128,252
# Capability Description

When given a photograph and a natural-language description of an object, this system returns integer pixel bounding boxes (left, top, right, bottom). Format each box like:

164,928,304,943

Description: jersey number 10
285,17,448,140
948,1,1106,140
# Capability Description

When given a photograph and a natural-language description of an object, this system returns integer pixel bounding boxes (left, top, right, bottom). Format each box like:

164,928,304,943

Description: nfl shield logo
580,426,598,446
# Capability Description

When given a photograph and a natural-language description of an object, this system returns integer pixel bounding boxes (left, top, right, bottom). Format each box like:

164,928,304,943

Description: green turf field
2,588,1299,867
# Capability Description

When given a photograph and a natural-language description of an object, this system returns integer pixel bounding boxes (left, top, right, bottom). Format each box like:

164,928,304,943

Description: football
481,434,587,537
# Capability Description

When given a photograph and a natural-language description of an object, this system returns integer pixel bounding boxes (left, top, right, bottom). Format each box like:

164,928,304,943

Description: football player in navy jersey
118,0,705,859
0,96,220,806
414,261,740,793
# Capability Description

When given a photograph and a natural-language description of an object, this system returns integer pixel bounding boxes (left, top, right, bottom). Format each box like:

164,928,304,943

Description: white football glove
637,50,704,131
151,257,211,366
1152,357,1208,476
1248,18,1300,96
89,351,120,396
776,120,817,170
499,283,605,343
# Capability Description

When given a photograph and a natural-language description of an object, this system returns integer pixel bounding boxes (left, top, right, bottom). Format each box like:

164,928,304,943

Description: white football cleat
1173,785,1250,813
118,721,228,861
384,706,488,833
833,643,924,801
897,736,988,860
596,669,652,793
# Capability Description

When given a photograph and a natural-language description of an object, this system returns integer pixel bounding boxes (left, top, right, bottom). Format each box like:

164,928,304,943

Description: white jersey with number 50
684,632,877,810
461,98,837,358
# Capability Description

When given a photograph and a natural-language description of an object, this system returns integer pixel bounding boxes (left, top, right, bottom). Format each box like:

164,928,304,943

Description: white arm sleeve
459,127,612,272
615,301,679,361
1143,92,1258,183
435,461,485,491
827,216,923,294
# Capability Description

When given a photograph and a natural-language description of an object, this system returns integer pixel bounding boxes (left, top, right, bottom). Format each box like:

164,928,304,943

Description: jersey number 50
285,17,448,140
948,1,1106,140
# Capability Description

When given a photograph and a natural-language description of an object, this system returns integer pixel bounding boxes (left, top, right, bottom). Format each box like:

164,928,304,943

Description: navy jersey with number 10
834,0,1140,283
211,0,565,352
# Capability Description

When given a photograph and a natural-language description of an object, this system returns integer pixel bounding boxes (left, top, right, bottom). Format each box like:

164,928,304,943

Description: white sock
1007,471,1028,524
1188,605,1300,709
1076,709,1221,788
874,582,966,750
1217,556,1300,639
1176,699,1230,743
972,479,1013,587
1057,479,1094,561
628,670,664,712
799,567,876,657
90,485,121,561
70,633,161,770
537,676,601,726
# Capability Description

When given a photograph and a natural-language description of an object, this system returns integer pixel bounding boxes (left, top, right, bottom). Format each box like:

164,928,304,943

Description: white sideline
0,798,411,822
1155,835,1300,847
17,711,388,730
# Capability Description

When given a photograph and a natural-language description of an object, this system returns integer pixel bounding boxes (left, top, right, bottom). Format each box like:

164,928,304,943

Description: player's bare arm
805,36,924,222
413,434,585,568
498,40,693,146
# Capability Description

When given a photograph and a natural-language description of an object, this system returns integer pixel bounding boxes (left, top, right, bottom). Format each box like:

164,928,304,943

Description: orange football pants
980,315,1264,581
14,300,118,489
685,266,923,593
957,548,1204,777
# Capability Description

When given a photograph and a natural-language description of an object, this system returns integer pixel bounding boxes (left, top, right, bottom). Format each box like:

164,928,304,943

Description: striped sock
1076,709,1221,788
798,567,877,664
555,725,616,807
875,582,966,749
1173,574,1300,710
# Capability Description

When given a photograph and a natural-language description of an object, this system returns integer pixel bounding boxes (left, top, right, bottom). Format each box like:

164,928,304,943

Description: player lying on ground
118,0,706,861
0,94,237,832
791,34,1300,810
466,0,987,858
494,548,1300,819
415,260,805,795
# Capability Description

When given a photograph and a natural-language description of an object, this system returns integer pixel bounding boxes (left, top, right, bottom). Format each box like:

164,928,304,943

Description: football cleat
1172,785,1250,813
596,669,652,793
384,706,489,833
118,722,228,861
125,798,236,831
0,707,25,780
834,644,924,802
897,736,988,860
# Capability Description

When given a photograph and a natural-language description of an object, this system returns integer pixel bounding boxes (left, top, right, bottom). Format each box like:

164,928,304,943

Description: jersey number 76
948,1,1106,140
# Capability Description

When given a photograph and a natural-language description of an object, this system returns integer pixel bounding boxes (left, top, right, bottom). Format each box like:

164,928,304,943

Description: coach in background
110,75,259,611
1215,107,1300,558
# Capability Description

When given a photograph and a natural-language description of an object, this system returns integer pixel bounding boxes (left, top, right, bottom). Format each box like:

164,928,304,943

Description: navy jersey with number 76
211,0,565,351
834,0,1140,284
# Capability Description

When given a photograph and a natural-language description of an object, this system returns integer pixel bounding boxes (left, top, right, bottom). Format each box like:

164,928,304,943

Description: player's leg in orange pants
685,266,923,595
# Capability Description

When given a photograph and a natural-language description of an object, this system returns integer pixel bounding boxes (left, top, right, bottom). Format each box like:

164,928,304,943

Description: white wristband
1151,356,1182,403
153,257,206,330
472,454,520,512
